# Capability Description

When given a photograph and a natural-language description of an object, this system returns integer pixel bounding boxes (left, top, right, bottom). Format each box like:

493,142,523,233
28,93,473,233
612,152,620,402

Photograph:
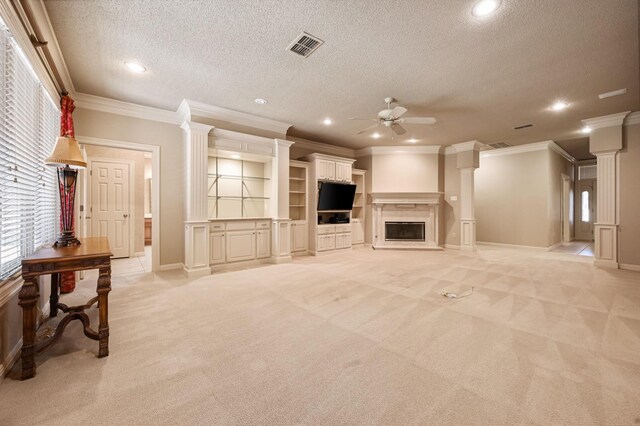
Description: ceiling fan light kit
351,97,436,140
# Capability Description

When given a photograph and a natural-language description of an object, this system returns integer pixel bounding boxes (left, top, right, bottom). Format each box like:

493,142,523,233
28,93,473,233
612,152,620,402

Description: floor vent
287,32,324,57
489,142,512,149
513,123,533,130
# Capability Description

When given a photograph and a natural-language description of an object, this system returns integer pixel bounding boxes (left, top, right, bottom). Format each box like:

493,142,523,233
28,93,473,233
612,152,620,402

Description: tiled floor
83,245,151,281
551,241,594,257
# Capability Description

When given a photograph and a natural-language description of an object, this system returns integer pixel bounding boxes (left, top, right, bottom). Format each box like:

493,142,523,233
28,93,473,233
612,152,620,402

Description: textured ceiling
44,0,639,149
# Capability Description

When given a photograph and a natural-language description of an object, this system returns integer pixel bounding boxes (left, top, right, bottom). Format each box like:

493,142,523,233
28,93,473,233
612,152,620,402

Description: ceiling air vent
287,32,324,57
513,123,533,130
489,142,512,149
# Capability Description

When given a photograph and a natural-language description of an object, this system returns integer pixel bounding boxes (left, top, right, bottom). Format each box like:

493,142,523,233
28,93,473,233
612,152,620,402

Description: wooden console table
19,237,112,380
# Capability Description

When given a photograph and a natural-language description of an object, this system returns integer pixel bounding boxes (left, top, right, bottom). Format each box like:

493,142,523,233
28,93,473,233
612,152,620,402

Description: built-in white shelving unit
289,160,309,254
351,168,366,245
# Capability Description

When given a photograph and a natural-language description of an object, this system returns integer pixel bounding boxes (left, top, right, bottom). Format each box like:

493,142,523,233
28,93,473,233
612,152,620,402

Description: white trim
355,145,442,157
24,0,75,94
582,111,631,130
0,338,22,380
0,1,60,103
159,263,183,272
134,251,145,257
303,153,357,164
75,93,180,125
287,137,356,158
619,263,640,272
480,140,574,163
594,259,619,269
87,157,136,259
548,141,576,164
75,136,161,273
453,140,485,152
444,146,457,155
623,111,640,126
275,138,295,148
444,244,460,249
178,99,292,136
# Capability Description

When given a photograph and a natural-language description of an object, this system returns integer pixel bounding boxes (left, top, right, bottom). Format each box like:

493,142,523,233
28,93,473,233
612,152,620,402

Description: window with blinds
0,19,59,281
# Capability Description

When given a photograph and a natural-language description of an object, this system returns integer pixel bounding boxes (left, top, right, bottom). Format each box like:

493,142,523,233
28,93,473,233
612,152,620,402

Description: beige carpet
1,246,639,425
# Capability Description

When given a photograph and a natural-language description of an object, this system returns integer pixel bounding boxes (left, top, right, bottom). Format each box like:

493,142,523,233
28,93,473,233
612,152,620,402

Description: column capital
275,138,295,148
452,140,485,153
582,111,630,130
180,120,214,134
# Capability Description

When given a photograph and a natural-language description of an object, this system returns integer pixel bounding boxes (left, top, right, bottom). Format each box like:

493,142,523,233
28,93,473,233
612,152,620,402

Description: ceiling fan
350,97,436,136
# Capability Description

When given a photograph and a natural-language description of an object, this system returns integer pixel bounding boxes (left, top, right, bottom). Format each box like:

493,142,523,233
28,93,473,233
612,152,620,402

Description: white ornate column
453,141,484,251
583,112,630,269
181,121,214,278
271,139,294,263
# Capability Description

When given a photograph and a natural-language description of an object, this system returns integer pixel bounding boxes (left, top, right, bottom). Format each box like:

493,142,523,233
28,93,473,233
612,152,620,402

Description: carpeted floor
1,246,639,425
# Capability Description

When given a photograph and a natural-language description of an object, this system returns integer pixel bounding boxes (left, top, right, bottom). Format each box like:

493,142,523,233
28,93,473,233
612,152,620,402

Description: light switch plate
450,195,458,201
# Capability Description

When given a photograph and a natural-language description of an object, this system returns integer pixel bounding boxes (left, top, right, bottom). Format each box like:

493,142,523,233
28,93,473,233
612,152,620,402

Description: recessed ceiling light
254,98,268,104
581,126,592,134
323,118,333,125
407,138,419,143
231,154,241,159
472,0,501,17
550,101,569,111
372,132,381,139
124,61,146,73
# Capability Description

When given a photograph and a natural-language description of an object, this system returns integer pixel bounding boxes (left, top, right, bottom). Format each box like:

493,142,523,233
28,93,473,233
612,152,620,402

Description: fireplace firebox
385,222,425,241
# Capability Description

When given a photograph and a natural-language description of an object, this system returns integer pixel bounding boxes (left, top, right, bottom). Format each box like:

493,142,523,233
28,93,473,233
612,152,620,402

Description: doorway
561,173,572,242
575,179,596,241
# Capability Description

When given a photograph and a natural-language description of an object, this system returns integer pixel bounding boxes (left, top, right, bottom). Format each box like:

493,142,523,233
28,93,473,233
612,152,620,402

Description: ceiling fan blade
391,124,407,135
391,106,408,118
399,117,437,125
357,124,380,135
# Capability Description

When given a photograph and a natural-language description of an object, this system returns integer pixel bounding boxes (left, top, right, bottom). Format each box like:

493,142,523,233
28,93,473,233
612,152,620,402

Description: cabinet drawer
226,221,256,231
318,225,336,235
210,223,225,232
335,224,351,233
256,220,271,229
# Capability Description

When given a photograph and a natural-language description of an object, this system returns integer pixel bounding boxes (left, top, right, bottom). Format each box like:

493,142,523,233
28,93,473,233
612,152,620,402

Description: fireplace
385,222,425,241
371,192,442,250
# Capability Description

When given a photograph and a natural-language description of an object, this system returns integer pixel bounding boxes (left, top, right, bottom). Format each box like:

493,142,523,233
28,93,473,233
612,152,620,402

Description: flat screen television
317,182,357,211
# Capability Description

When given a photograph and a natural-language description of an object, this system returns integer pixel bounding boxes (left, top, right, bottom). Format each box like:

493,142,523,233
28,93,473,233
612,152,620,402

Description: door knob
123,214,129,218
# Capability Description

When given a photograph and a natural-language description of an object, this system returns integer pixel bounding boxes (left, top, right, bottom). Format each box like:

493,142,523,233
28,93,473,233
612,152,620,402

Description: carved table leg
19,277,39,380
50,273,60,317
97,267,111,358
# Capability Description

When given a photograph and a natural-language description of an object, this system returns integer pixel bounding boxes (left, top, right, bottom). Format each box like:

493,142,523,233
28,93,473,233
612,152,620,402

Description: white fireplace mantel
371,192,443,205
371,192,443,250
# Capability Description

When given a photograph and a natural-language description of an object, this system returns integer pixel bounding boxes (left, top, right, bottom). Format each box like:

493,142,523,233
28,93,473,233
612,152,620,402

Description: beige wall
74,108,184,266
620,122,640,267
83,145,145,254
371,153,440,193
444,153,460,247
475,150,551,247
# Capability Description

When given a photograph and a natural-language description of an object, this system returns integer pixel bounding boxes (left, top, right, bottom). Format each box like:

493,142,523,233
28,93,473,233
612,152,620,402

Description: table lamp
45,136,87,247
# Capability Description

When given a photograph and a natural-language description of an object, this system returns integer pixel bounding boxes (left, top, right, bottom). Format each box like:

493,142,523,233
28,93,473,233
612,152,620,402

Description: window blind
0,20,59,281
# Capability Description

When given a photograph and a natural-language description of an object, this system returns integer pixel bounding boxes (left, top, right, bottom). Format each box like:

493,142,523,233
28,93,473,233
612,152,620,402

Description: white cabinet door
326,234,335,250
210,232,225,265
327,161,336,181
344,232,352,248
291,223,307,252
317,235,327,251
317,159,327,180
336,162,344,182
344,164,352,182
335,233,344,249
226,230,256,262
352,221,364,244
256,229,271,259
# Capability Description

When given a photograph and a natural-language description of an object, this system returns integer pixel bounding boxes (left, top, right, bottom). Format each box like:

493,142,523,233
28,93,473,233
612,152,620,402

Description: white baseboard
159,263,183,272
133,251,146,257
444,244,460,250
594,259,619,269
183,266,211,278
477,241,550,251
0,338,23,381
619,263,640,272
546,242,563,251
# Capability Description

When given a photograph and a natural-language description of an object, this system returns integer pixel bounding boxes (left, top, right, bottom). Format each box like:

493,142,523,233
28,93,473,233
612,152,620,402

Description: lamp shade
45,136,86,169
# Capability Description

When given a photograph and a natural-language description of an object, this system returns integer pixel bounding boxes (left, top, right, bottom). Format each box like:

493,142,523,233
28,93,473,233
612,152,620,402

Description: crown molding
178,99,292,136
275,138,295,148
480,140,574,163
75,93,180,124
181,121,214,134
212,128,274,146
452,140,485,153
624,111,640,126
444,146,457,155
355,145,442,157
287,136,356,158
582,111,631,130
303,153,356,164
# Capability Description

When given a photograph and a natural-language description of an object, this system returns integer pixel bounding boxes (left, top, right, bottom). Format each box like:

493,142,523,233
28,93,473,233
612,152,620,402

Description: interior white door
576,179,595,241
90,160,131,258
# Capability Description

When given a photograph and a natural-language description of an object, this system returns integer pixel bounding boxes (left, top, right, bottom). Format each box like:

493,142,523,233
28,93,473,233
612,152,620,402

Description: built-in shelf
289,190,305,194
289,177,305,181
209,196,270,200
208,173,270,181
290,204,305,207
